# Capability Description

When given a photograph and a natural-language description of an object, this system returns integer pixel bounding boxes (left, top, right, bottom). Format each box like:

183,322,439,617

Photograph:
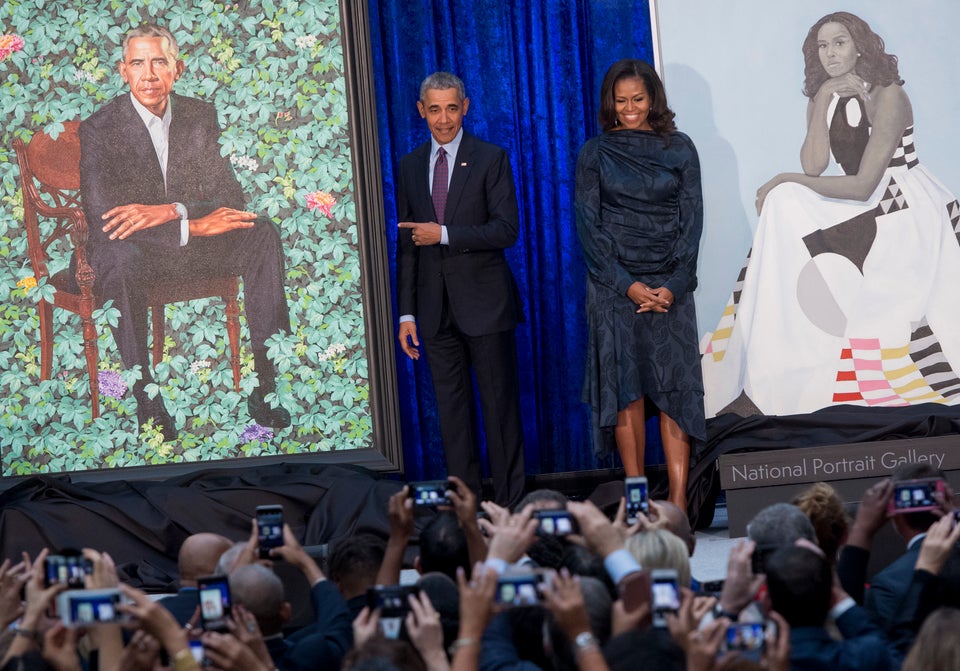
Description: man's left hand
399,221,441,246
102,204,178,240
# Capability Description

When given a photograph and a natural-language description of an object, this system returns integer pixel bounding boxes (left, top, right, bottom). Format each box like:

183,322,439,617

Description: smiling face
118,36,183,117
613,76,652,131
817,22,858,78
417,87,470,145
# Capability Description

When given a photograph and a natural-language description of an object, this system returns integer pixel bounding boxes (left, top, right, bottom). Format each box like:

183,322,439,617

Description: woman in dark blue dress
575,59,705,510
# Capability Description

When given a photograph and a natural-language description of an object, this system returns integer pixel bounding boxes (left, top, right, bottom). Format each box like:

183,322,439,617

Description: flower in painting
294,35,317,50
98,370,127,399
0,34,25,62
239,423,274,444
305,191,336,217
318,342,347,362
74,68,98,84
16,276,37,291
189,359,212,376
230,154,259,172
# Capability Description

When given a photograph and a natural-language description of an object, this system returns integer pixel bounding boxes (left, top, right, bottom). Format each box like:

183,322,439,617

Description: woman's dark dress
575,129,706,455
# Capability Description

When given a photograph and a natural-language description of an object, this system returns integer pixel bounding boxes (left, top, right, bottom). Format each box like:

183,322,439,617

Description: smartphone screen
45,555,91,589
533,509,578,536
256,505,284,559
57,589,124,627
366,585,418,617
496,573,544,607
197,576,232,632
409,481,452,507
723,622,766,659
625,477,649,523
890,478,943,514
651,570,679,627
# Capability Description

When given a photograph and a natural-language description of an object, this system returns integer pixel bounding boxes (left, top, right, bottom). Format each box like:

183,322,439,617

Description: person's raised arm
2,549,66,667
447,476,487,567
542,570,610,671
268,523,325,585
376,486,414,585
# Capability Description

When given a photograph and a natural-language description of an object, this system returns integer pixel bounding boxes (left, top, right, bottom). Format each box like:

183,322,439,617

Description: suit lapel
119,95,166,198
410,142,434,220
444,133,473,225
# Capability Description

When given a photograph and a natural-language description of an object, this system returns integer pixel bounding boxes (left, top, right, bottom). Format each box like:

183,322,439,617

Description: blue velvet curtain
368,0,657,480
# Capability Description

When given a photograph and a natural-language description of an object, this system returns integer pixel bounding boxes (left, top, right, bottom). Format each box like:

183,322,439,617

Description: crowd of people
1,463,959,670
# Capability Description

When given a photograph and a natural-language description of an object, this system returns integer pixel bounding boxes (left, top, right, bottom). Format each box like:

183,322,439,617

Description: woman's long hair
802,11,902,98
598,59,676,135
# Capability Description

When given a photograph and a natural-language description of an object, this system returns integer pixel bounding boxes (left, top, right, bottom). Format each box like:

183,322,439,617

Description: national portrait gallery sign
719,437,960,490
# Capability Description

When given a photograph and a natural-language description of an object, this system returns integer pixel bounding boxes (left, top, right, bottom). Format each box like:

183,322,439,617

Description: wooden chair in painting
12,121,242,419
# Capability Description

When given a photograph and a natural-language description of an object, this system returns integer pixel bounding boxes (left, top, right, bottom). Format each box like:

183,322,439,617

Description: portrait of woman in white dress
702,10,960,418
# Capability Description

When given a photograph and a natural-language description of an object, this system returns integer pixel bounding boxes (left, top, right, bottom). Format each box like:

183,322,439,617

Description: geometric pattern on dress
876,176,908,216
948,199,960,246
909,319,960,400
704,249,751,362
887,126,918,169
832,319,960,405
802,175,907,275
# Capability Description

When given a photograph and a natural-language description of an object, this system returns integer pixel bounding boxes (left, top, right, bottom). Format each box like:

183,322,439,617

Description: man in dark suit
79,24,290,439
395,72,525,507
766,545,895,671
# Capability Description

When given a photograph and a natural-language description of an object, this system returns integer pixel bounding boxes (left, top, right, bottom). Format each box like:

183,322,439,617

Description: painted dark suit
78,92,289,381
396,131,525,506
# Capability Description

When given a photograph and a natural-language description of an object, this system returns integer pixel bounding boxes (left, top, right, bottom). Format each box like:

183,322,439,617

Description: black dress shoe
247,391,291,428
136,395,176,442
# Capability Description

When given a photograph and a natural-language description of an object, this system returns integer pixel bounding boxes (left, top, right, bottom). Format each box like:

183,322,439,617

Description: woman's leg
615,398,646,477
659,412,690,511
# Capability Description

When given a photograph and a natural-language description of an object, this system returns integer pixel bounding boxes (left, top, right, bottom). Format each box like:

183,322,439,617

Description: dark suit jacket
788,605,893,671
864,541,922,631
158,587,198,626
79,92,246,267
267,580,353,671
395,131,522,338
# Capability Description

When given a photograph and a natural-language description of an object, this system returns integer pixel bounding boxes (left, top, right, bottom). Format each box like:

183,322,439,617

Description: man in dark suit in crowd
79,24,290,439
863,463,946,630
395,72,525,507
765,545,895,670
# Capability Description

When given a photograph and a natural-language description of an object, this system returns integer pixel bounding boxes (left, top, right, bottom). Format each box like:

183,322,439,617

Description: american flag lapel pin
460,162,468,167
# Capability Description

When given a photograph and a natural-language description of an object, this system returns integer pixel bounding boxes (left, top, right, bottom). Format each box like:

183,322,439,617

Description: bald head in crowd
178,533,232,586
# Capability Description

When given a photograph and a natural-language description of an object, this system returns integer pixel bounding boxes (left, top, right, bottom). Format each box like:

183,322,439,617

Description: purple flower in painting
239,423,274,444
98,370,127,399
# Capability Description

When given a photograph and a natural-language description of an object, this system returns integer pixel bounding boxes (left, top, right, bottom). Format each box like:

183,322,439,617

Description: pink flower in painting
0,35,25,62
305,190,336,217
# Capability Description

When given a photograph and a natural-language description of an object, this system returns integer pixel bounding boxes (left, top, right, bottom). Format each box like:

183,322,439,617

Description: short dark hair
515,488,567,512
598,59,675,135
418,512,469,580
327,534,386,596
801,12,902,99
765,546,832,627
416,572,460,650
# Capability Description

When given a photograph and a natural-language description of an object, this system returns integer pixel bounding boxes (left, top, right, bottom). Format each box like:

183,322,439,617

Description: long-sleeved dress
575,129,706,454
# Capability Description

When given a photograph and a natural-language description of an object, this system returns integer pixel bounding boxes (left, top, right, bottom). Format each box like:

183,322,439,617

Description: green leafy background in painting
0,0,371,476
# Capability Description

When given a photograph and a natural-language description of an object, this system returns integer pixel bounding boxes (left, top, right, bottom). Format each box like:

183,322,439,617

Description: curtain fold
369,0,656,480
